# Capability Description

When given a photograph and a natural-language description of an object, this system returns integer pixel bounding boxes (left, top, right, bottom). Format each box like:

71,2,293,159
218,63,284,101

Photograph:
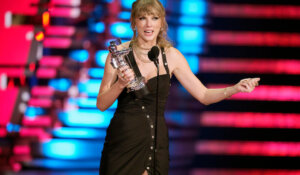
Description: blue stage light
69,50,89,62
177,44,203,54
28,158,101,169
121,0,135,9
25,106,45,118
68,97,117,109
52,127,107,139
95,50,109,67
49,78,72,92
93,22,105,33
88,68,104,78
177,26,205,44
179,16,206,25
78,79,102,97
185,55,199,74
6,123,21,132
58,109,114,128
119,11,131,20
165,112,185,125
110,22,133,38
180,0,207,16
41,139,103,159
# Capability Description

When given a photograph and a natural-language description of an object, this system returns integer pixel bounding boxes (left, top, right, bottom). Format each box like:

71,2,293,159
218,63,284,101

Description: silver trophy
108,39,149,98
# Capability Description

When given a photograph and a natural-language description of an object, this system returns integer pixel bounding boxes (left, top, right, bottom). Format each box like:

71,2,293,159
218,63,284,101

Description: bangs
136,5,161,17
132,0,165,18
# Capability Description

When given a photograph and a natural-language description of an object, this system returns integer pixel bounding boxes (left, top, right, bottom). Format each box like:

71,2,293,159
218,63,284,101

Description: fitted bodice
116,74,170,115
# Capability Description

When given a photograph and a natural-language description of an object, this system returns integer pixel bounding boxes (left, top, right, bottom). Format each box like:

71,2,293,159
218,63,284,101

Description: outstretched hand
234,77,260,93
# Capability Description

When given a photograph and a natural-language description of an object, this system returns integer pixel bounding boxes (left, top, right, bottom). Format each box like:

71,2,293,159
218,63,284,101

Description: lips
144,30,154,36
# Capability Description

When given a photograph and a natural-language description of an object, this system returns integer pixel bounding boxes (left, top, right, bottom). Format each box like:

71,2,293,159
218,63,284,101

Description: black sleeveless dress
99,47,171,175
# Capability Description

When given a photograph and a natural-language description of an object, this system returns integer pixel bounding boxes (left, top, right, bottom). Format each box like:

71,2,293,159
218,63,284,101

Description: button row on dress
142,104,154,170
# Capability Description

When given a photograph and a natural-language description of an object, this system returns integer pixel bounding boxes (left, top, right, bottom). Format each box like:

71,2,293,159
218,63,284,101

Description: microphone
148,46,160,66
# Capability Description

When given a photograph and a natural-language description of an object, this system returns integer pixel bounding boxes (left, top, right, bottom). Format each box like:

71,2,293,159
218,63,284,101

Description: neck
136,37,157,50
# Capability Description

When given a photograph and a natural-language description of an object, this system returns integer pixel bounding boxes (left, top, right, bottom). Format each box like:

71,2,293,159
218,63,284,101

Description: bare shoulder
165,47,185,63
164,47,185,73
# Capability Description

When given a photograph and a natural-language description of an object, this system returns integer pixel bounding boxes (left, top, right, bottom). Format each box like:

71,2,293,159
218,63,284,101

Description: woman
97,0,260,174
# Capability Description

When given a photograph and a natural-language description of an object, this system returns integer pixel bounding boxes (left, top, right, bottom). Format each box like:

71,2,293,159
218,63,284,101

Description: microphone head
148,46,160,62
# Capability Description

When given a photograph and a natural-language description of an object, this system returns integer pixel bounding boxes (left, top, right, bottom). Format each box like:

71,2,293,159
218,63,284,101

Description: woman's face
135,13,162,44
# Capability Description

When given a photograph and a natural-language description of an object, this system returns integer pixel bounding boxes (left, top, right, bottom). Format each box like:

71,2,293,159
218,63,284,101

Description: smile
144,30,154,35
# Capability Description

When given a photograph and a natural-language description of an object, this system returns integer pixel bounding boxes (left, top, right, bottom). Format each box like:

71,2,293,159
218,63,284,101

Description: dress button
152,135,154,139
146,115,150,118
150,125,154,128
146,167,150,170
150,146,153,150
149,156,152,160
142,106,145,109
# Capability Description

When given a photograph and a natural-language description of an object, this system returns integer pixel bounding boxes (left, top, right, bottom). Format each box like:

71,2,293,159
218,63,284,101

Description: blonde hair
130,0,172,48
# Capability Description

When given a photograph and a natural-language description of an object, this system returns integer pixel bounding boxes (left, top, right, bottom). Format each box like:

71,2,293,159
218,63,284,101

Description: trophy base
134,86,149,99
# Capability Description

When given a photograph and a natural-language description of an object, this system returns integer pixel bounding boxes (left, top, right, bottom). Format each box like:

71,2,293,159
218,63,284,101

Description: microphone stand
153,59,159,175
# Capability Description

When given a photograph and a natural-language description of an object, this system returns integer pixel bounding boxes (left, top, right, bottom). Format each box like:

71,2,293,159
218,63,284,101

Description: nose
146,18,152,27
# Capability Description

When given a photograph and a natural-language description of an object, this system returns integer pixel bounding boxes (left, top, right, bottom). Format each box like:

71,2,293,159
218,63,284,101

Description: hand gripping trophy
108,39,149,98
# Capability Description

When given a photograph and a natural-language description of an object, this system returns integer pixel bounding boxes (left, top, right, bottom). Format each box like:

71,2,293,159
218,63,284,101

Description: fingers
252,77,260,86
117,66,135,84
239,77,260,92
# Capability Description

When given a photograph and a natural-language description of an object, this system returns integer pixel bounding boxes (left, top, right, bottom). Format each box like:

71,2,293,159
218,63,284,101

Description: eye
153,16,159,20
138,16,146,20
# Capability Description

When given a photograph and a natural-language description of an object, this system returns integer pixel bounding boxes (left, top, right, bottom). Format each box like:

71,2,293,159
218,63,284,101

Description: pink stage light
0,88,19,126
208,84,300,101
50,0,81,6
201,112,300,129
196,140,300,157
0,68,25,77
191,169,300,175
20,128,51,141
0,27,34,66
13,145,31,155
0,128,7,137
36,68,57,78
44,38,72,48
29,63,36,72
31,86,55,96
28,98,52,108
20,75,26,86
1,0,39,15
23,116,52,127
211,4,300,19
39,56,63,67
49,7,80,18
200,58,300,75
45,26,75,36
208,31,300,47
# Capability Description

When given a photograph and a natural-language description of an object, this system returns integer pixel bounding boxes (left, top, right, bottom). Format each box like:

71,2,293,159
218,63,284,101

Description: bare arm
170,48,260,105
96,52,134,111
